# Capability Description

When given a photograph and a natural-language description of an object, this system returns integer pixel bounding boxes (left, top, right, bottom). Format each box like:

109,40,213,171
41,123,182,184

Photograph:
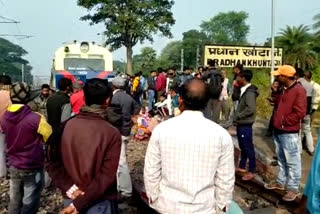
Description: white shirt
219,78,229,101
144,111,235,214
240,83,251,97
154,99,168,108
311,80,320,110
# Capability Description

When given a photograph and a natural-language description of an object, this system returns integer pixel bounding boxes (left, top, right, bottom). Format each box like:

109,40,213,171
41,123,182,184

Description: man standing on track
144,78,235,213
264,65,306,202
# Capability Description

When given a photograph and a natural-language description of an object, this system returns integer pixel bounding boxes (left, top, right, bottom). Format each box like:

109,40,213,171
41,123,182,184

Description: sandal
235,168,247,173
242,172,255,181
283,191,301,202
264,182,285,191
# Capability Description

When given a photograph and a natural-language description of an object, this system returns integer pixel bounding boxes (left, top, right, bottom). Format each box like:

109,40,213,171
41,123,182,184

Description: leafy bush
225,68,272,119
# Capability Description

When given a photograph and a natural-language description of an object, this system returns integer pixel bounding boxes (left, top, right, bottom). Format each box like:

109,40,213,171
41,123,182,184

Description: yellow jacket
132,77,140,92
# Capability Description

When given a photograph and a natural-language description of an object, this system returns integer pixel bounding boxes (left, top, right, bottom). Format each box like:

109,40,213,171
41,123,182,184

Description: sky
0,0,319,77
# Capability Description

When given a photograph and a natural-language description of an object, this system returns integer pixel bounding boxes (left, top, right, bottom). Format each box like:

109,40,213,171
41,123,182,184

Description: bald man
144,78,235,214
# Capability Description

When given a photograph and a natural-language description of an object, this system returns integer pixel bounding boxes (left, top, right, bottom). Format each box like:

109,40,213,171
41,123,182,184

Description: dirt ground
0,114,318,213
127,139,275,212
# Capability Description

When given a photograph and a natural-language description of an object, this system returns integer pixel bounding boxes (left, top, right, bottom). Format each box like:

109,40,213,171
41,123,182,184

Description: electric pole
195,45,200,71
21,64,25,82
271,0,275,84
180,49,184,73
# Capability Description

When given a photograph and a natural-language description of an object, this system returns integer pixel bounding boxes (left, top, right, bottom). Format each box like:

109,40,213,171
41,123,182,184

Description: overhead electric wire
0,15,19,23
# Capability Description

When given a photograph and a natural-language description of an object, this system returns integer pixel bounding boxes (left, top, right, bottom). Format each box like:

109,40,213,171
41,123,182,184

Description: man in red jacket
155,68,167,101
264,65,306,202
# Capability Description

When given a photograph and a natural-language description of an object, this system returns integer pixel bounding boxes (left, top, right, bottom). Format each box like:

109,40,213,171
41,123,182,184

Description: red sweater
155,73,167,91
273,82,306,133
70,90,85,115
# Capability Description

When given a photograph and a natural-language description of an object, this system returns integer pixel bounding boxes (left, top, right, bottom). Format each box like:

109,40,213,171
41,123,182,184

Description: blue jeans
9,168,44,214
148,90,155,110
64,199,118,214
274,133,301,191
237,124,256,173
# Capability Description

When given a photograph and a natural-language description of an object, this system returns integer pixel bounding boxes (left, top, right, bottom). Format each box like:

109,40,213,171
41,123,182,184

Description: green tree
182,30,208,68
158,41,183,70
77,0,175,75
133,47,157,75
200,11,250,45
312,13,320,53
313,13,320,37
278,25,317,69
0,37,33,83
113,60,126,74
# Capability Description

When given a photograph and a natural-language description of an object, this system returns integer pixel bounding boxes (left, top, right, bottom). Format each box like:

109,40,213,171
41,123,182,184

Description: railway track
128,140,302,213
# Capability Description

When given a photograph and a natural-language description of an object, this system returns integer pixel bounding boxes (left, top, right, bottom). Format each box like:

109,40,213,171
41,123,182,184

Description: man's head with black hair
304,70,312,81
296,68,305,78
0,75,12,90
41,84,50,90
41,84,50,98
167,67,176,78
233,64,244,75
207,60,217,68
134,72,140,77
150,70,157,77
183,66,192,75
58,78,72,93
237,70,253,87
169,85,180,97
84,78,112,106
179,78,209,111
157,67,165,74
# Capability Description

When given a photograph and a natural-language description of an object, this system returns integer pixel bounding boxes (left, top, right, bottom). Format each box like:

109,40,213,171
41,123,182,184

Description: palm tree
278,25,317,69
312,14,320,53
313,13,320,37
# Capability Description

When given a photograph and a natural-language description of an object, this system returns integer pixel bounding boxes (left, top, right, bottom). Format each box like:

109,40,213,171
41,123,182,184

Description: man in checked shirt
144,78,235,214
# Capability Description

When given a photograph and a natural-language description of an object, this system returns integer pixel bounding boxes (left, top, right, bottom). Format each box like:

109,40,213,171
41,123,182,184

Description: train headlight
80,42,89,53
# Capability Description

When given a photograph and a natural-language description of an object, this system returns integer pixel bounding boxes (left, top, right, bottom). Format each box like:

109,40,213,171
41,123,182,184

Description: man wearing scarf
47,79,121,214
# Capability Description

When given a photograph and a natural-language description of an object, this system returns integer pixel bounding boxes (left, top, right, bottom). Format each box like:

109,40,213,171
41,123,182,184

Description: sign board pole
271,0,275,84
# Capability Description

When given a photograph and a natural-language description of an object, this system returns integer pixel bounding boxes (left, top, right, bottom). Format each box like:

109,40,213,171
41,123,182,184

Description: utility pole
21,64,25,82
271,0,275,84
180,49,184,73
195,45,200,71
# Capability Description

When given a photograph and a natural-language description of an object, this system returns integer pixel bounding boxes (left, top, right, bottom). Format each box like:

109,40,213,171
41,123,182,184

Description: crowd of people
0,62,319,214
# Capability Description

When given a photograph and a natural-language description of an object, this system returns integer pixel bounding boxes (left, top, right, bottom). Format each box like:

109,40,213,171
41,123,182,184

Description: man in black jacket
111,76,140,199
233,70,258,181
47,78,72,131
201,61,223,123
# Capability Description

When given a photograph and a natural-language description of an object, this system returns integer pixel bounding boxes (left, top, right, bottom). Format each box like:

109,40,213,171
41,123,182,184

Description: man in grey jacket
111,76,140,199
233,70,259,181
